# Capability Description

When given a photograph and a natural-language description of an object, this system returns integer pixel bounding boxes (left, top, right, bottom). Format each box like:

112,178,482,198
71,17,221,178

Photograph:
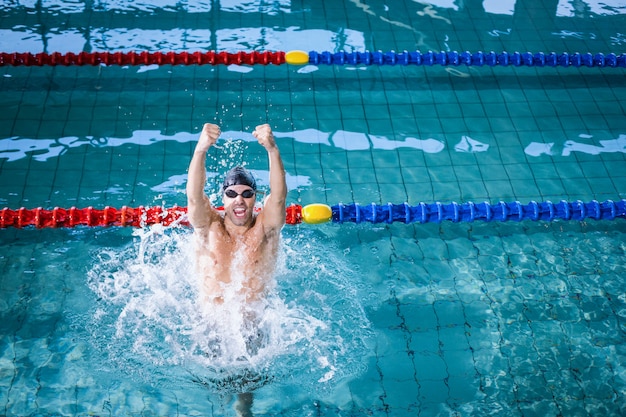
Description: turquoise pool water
1,1,626,416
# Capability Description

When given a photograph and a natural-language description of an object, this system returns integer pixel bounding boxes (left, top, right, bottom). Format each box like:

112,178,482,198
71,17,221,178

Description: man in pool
186,123,287,305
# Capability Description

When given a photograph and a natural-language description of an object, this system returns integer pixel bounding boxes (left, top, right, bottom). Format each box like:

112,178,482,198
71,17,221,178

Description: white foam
86,226,373,394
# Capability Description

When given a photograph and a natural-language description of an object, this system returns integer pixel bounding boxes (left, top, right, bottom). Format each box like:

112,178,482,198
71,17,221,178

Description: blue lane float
331,200,626,224
306,50,626,68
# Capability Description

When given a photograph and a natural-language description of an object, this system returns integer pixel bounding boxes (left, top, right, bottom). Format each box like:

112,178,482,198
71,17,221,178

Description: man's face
223,185,257,226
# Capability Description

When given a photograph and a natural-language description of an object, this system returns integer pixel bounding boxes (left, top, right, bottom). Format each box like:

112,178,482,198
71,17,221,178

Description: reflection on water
0,26,366,54
556,0,626,17
2,129,624,164
3,0,626,16
0,0,292,14
524,134,626,157
1,128,446,162
2,0,625,55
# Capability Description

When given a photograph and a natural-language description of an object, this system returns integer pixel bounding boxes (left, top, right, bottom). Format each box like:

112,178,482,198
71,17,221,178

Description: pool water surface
1,0,625,416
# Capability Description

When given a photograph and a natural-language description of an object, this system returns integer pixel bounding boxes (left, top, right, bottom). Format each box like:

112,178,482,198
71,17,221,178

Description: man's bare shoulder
193,213,226,236
250,211,282,240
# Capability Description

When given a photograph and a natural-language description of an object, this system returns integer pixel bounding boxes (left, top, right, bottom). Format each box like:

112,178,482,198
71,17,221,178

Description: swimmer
186,123,287,305
187,123,285,415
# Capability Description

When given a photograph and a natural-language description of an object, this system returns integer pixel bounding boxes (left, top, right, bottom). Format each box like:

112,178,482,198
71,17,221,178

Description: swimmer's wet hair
222,166,257,191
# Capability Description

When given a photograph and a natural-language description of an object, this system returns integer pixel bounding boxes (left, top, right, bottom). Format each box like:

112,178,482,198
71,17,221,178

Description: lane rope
1,199,624,229
1,50,625,68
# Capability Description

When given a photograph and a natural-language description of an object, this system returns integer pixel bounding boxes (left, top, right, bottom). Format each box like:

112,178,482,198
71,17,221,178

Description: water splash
86,225,372,395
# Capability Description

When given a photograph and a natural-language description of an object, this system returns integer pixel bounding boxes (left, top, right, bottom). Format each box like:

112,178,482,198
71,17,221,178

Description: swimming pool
1,0,625,415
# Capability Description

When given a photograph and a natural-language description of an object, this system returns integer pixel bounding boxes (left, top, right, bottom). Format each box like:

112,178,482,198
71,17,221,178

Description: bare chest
194,226,278,288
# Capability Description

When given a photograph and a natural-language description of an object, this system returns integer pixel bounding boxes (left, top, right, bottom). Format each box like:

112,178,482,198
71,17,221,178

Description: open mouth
233,207,247,218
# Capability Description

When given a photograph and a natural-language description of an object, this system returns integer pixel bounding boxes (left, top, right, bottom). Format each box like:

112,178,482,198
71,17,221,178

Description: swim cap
222,166,257,190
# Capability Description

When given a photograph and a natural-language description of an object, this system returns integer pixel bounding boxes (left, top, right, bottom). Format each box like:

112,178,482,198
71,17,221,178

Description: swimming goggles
224,189,256,199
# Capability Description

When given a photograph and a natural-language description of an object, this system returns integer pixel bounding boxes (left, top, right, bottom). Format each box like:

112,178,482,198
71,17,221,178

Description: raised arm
253,124,287,232
186,123,221,229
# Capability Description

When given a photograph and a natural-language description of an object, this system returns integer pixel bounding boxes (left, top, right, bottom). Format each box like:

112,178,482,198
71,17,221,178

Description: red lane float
0,206,186,228
0,51,286,67
0,205,309,228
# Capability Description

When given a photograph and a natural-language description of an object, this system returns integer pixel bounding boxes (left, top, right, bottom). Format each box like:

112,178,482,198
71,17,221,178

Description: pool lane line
1,50,625,68
1,200,624,229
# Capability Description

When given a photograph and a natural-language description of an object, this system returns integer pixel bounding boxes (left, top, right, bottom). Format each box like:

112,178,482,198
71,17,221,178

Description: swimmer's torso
193,217,279,304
